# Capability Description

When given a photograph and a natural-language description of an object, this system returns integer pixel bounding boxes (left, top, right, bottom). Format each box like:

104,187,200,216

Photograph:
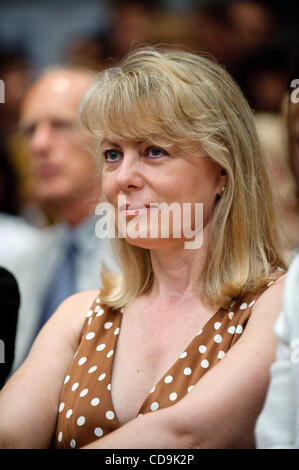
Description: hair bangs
81,65,207,154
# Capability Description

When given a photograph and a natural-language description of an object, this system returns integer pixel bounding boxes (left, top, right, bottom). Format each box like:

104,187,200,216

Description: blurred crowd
0,0,298,374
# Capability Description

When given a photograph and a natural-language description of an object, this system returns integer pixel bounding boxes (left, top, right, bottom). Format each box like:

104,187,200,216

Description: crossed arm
0,276,285,449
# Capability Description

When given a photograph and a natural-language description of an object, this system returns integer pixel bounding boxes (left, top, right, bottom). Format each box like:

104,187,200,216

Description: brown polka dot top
54,269,284,449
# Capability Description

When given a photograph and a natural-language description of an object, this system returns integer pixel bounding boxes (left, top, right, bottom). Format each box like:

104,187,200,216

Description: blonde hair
285,96,299,199
80,46,288,309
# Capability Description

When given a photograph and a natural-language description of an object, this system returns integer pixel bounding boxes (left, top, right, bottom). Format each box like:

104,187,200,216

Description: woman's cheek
101,175,114,202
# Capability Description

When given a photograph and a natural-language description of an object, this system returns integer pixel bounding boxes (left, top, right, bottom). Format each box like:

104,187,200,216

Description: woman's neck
149,221,211,304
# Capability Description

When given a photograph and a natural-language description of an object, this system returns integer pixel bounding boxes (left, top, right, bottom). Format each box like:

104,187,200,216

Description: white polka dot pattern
54,270,284,449
70,439,76,448
77,416,85,426
91,398,100,406
164,375,173,384
150,402,159,411
105,411,115,420
94,427,103,437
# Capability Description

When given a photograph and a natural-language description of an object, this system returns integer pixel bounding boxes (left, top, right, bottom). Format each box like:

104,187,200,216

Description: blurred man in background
3,66,116,371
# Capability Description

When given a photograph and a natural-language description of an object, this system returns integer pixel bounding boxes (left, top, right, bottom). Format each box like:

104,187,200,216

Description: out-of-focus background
0,0,299,249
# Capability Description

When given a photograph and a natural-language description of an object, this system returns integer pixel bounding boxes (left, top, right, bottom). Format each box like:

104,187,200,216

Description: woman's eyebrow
100,139,145,147
100,139,124,148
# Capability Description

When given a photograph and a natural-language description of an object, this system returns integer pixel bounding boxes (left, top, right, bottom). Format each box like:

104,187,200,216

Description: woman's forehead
100,136,145,149
100,130,173,148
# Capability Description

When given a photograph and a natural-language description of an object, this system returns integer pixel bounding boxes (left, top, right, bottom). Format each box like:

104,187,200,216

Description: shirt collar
59,215,99,254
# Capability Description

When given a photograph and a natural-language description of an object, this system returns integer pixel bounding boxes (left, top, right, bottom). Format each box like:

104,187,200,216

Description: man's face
20,70,99,207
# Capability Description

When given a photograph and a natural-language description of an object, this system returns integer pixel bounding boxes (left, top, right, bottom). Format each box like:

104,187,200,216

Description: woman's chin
124,235,185,251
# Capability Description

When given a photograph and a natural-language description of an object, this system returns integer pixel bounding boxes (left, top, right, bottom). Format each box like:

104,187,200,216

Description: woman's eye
146,146,169,159
103,149,122,162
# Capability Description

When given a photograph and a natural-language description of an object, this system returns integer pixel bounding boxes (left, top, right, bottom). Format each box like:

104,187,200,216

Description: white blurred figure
255,255,299,448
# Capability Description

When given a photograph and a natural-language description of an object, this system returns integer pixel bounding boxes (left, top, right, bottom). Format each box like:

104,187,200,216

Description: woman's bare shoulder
25,290,103,361
57,289,101,316
50,289,101,348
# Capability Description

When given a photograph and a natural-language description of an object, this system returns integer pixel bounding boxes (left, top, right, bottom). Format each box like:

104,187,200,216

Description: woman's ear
216,168,228,198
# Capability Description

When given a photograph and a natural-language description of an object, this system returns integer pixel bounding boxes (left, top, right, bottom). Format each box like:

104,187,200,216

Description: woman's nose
116,154,144,192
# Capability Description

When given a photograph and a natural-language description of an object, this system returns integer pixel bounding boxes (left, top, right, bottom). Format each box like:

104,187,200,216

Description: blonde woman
0,47,288,449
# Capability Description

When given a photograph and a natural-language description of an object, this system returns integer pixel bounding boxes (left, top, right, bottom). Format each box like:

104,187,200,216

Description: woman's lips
123,207,149,217
119,203,159,217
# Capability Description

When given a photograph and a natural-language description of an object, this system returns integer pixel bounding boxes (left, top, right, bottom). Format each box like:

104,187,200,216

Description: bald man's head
23,66,96,114
20,67,101,224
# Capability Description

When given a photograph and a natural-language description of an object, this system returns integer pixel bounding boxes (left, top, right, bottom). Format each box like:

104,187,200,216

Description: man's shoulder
0,214,41,258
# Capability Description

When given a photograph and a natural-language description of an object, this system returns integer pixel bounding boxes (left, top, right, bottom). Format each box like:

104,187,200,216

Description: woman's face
100,133,226,250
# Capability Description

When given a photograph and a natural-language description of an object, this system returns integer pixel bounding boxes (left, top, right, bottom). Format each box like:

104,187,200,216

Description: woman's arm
0,290,98,449
82,276,286,449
